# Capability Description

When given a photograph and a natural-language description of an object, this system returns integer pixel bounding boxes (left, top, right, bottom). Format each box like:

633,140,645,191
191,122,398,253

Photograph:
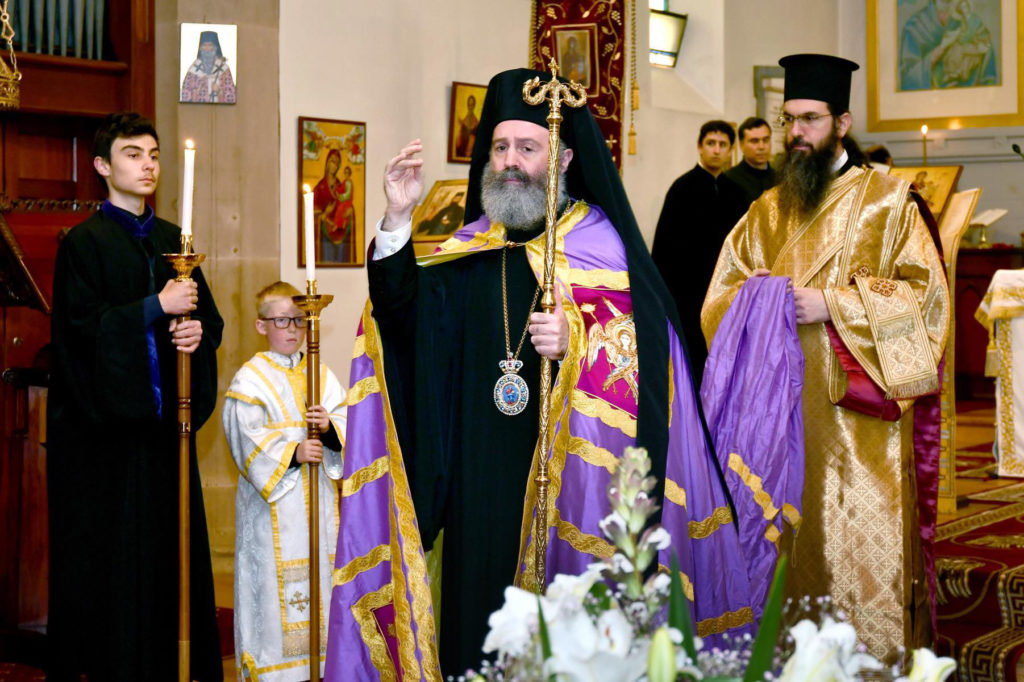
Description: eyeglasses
776,112,833,129
260,316,307,329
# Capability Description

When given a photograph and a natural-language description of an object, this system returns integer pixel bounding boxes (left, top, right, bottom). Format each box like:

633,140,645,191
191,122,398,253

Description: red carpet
935,443,1024,682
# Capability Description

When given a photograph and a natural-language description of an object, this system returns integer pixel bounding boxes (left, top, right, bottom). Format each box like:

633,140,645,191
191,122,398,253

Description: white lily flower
779,617,882,682
547,566,604,606
904,648,956,682
481,586,542,657
595,609,633,656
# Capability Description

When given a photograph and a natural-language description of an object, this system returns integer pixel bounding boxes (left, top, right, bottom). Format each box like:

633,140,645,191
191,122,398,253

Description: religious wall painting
298,116,366,268
868,0,1024,130
448,82,488,164
889,164,963,219
179,23,238,104
554,25,598,94
411,179,468,257
530,0,626,167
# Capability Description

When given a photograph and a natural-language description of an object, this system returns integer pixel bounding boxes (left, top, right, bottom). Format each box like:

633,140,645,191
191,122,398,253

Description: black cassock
368,230,548,676
47,209,223,680
651,165,746,388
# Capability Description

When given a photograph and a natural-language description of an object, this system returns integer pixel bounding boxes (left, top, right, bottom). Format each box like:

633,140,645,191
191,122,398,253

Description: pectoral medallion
494,358,529,415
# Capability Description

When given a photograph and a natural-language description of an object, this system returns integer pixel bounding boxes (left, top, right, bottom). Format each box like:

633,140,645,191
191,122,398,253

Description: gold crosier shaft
293,281,334,681
521,60,586,591
163,235,206,682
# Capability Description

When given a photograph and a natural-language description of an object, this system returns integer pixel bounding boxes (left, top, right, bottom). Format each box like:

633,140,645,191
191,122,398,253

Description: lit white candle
181,139,196,237
303,184,315,283
920,124,928,165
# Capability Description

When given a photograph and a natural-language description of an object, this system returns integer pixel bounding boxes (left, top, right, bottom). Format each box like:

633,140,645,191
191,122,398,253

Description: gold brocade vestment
701,167,949,659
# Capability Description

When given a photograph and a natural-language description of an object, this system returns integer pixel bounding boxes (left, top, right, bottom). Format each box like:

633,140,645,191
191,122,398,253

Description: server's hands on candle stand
159,279,199,315
296,438,324,464
169,318,203,354
305,405,331,433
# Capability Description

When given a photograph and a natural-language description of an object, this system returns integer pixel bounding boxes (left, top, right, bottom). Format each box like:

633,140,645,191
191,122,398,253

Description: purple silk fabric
700,276,805,619
912,357,942,632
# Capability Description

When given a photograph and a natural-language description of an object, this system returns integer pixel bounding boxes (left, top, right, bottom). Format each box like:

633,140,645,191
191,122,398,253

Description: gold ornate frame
867,0,1024,131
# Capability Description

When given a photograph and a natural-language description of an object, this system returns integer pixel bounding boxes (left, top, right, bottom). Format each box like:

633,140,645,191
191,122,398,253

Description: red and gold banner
529,0,626,168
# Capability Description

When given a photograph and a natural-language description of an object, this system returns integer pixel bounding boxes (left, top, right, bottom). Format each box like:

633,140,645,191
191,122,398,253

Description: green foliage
743,555,788,682
668,551,698,662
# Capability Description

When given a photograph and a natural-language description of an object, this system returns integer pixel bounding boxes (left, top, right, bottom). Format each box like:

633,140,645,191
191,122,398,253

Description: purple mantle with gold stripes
324,202,755,681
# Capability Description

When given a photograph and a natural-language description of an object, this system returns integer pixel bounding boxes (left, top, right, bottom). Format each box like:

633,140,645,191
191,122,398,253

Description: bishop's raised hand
382,139,425,231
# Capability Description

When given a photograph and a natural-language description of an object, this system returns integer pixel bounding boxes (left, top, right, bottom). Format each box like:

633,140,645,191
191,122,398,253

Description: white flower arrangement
460,447,955,682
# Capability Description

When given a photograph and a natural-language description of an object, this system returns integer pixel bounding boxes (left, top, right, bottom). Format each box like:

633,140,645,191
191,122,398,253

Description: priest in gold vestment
701,54,949,660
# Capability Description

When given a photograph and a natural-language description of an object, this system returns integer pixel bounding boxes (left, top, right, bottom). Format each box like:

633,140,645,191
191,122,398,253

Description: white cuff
373,217,413,260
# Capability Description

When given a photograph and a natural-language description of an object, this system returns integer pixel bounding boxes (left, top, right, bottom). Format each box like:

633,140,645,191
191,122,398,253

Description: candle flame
920,124,928,136
185,138,195,149
303,183,312,194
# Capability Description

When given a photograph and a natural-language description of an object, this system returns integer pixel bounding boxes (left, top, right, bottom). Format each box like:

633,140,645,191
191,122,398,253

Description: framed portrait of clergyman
179,23,238,104
448,82,487,164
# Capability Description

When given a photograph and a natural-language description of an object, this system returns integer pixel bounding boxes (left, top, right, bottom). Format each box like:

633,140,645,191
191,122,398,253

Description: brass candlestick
163,234,206,682
522,60,586,591
292,280,333,682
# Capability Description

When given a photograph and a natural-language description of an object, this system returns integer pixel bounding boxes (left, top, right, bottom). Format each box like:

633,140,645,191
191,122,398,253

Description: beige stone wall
154,0,280,604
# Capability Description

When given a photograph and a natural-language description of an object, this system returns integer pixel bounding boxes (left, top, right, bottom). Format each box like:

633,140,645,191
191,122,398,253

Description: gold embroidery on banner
727,453,780,521
568,436,618,473
225,390,266,407
289,590,310,612
667,355,674,428
334,544,391,586
696,606,755,637
353,334,366,359
584,298,639,400
248,657,317,676
765,525,781,544
351,584,398,682
664,478,686,509
555,513,616,559
688,506,733,539
343,456,389,498
347,376,381,407
572,389,637,437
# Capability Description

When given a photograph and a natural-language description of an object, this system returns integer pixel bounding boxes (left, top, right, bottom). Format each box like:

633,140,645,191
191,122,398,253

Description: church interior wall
154,0,282,584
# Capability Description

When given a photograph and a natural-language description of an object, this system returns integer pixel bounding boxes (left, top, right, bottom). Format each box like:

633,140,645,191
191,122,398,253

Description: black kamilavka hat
779,53,859,111
464,67,721,491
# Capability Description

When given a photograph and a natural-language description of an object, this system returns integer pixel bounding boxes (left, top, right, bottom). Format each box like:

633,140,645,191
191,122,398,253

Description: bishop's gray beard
481,163,568,232
777,127,840,219
199,49,217,73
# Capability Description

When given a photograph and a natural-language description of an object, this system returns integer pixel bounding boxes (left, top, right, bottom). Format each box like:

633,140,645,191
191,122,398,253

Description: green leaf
743,555,788,682
669,551,698,662
586,581,612,616
536,596,556,682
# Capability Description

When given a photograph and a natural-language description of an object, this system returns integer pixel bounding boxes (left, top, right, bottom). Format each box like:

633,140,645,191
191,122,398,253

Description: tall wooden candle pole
522,60,586,591
295,187,333,680
165,138,202,682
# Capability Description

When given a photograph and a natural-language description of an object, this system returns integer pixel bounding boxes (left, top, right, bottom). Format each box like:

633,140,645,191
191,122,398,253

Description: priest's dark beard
777,126,840,219
481,163,568,232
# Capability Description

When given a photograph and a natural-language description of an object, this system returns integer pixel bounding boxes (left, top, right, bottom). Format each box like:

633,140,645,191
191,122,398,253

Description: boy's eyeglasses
260,316,308,329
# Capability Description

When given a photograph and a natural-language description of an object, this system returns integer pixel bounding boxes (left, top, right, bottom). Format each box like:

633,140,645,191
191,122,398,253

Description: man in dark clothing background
725,116,777,209
651,119,746,388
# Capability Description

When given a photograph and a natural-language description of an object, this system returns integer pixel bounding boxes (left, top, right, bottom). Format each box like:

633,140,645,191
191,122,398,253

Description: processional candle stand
165,140,202,682
294,185,333,681
522,61,586,591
